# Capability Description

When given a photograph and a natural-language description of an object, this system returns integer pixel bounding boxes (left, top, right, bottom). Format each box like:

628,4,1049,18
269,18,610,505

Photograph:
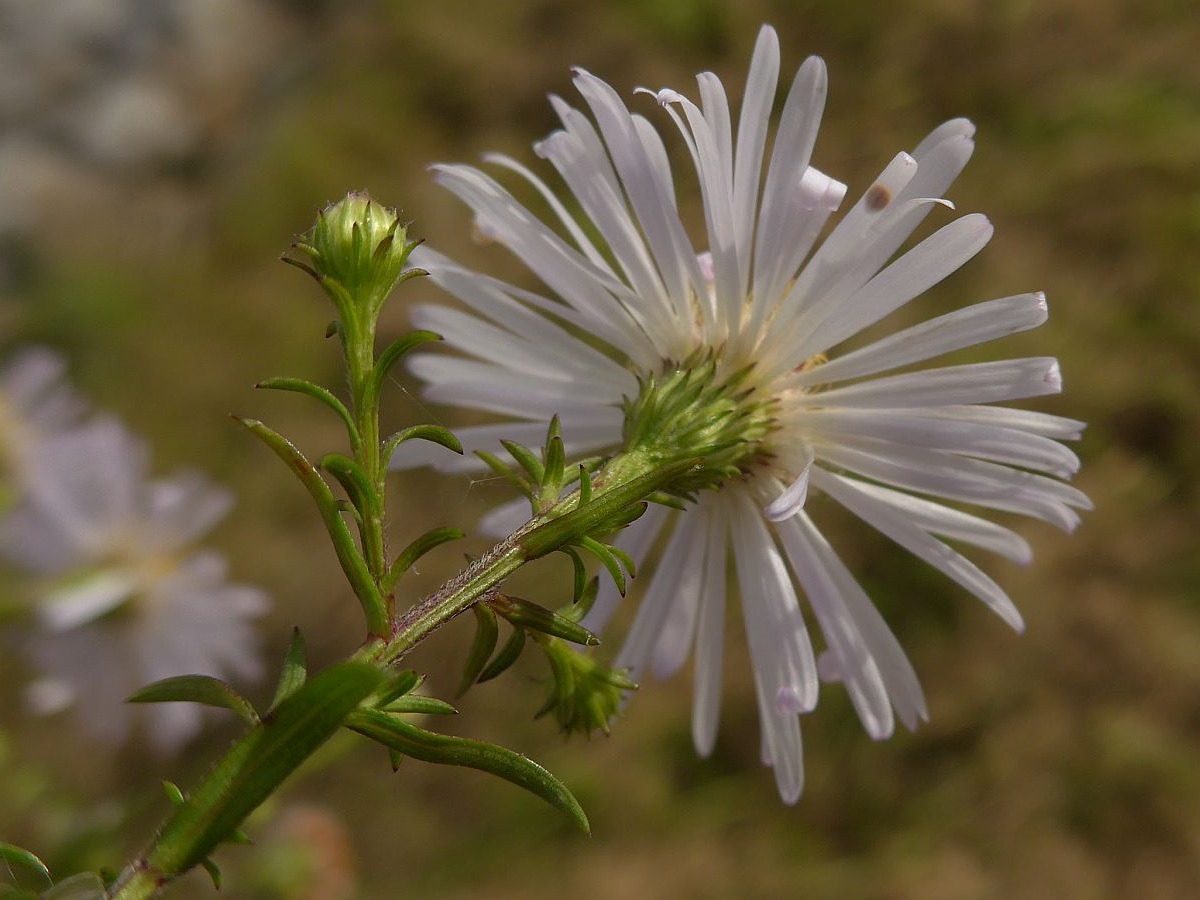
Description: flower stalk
107,193,732,899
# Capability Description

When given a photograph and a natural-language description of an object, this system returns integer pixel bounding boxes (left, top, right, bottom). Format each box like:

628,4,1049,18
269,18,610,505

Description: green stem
107,446,684,900
347,319,389,588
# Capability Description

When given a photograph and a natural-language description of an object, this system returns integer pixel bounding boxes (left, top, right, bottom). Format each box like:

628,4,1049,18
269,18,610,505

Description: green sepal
375,669,423,708
457,604,499,697
254,377,360,451
37,873,107,899
199,858,222,890
539,431,566,510
234,417,386,636
388,749,404,772
371,331,442,399
127,675,259,726
577,537,628,597
320,453,378,519
382,424,463,468
345,709,590,834
477,626,526,684
268,627,308,714
383,526,465,594
489,594,599,647
147,663,384,877
0,844,50,885
500,440,544,485
163,781,186,806
383,695,458,716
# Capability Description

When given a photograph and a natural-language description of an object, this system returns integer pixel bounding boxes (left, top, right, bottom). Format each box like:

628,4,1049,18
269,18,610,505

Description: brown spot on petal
865,183,892,211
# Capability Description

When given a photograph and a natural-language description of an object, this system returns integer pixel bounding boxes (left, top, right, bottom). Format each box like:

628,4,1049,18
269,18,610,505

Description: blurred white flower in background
0,346,88,499
1,416,268,754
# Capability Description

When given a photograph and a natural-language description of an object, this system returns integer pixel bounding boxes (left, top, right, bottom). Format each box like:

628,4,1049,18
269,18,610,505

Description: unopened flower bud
535,635,637,738
293,192,418,322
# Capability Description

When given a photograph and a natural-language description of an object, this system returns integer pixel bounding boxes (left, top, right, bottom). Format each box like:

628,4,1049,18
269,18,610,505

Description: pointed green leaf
475,451,533,501
490,594,599,646
500,440,544,484
128,675,259,726
382,424,463,467
345,709,589,834
372,331,442,397
255,377,359,450
147,663,384,877
383,526,465,595
477,626,526,684
200,858,222,890
578,537,627,597
577,464,592,507
0,844,50,884
457,604,499,697
269,627,308,714
542,422,564,508
606,544,636,579
375,669,423,708
383,695,458,716
320,453,379,519
163,781,186,807
388,749,405,771
561,546,587,605
234,417,386,636
561,580,600,624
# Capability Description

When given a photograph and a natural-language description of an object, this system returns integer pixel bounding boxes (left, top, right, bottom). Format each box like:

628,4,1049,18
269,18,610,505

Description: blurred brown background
1,0,1198,897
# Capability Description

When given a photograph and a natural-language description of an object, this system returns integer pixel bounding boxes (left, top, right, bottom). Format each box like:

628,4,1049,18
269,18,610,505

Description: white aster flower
0,416,268,754
392,25,1090,801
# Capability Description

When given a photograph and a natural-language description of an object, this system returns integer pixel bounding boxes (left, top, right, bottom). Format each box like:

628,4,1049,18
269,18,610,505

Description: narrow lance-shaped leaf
321,454,379,520
561,546,588,605
345,709,590,834
199,859,222,891
371,330,442,399
147,663,384,877
0,843,51,885
539,419,566,510
383,526,465,595
375,669,424,708
268,627,308,714
128,675,259,726
477,626,526,684
457,604,499,697
382,424,463,468
500,439,545,485
489,594,599,647
383,695,458,716
255,377,360,451
475,451,534,502
234,417,386,636
578,536,628,597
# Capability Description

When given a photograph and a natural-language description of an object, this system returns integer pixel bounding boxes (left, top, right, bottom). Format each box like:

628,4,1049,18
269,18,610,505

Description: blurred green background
2,0,1198,897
